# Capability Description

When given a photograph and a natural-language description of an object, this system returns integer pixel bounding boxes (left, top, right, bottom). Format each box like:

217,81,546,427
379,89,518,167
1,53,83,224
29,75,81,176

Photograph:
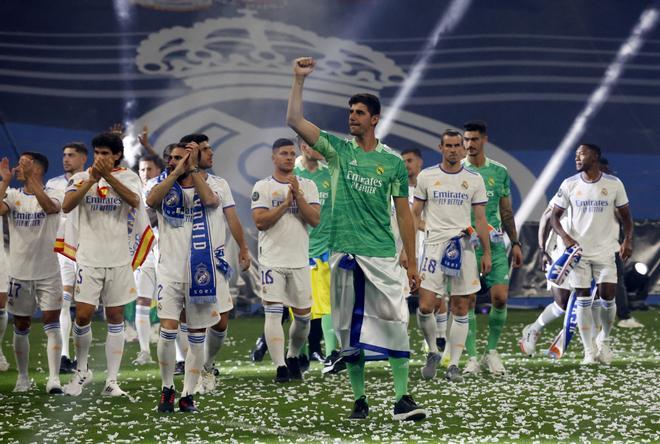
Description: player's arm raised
474,203,492,275
286,57,321,147
500,196,522,268
617,204,634,261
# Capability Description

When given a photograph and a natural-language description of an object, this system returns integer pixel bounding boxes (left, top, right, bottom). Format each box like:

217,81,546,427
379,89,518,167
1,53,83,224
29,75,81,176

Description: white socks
135,305,151,354
532,301,565,332
204,327,227,370
417,309,438,353
287,312,311,358
158,328,177,388
182,332,205,396
106,323,125,382
435,311,448,340
13,327,30,377
43,322,62,379
264,304,285,367
448,314,469,367
576,297,594,355
59,292,72,359
175,323,189,362
600,299,616,341
73,322,92,371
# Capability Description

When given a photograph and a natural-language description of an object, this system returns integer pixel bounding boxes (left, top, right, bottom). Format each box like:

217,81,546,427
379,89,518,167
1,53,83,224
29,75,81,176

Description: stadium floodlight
514,6,660,230
376,0,472,139
625,261,650,294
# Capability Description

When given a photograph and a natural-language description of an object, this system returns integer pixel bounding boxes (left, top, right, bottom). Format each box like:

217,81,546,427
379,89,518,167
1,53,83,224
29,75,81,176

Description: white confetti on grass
0,311,658,442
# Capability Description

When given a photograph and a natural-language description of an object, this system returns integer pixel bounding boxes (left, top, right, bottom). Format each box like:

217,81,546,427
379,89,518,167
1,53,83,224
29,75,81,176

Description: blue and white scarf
547,244,582,286
440,235,463,277
189,193,217,303
157,171,185,228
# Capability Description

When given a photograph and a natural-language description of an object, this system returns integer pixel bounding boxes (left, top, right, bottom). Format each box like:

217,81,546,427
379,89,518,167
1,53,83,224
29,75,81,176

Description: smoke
377,0,472,139
514,6,659,229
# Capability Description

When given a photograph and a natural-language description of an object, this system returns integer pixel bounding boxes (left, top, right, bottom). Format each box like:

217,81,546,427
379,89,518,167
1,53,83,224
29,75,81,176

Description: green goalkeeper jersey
294,160,332,258
312,131,408,258
463,156,511,230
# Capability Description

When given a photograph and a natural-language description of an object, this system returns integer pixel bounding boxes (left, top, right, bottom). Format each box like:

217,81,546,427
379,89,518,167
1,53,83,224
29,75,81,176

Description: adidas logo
349,160,358,166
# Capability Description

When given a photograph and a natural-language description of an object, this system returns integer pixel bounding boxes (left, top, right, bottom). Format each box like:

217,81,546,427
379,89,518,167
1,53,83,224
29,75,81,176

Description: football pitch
0,308,658,443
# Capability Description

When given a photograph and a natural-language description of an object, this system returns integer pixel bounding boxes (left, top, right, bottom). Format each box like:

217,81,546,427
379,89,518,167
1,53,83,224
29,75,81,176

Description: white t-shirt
390,184,425,259
66,168,141,267
3,187,62,280
46,174,71,242
251,176,319,268
553,172,628,259
150,174,235,283
414,165,488,245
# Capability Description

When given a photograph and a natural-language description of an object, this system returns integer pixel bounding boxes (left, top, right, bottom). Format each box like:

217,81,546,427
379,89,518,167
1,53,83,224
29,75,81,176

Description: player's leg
58,255,76,374
134,297,154,364
418,287,441,379
286,268,313,380
260,266,288,381
12,314,32,392
481,246,509,376
463,293,480,375
63,298,96,396
445,294,470,382
155,280,182,413
195,307,230,395
594,257,618,364
569,259,597,364
39,274,64,393
435,296,448,353
520,286,569,356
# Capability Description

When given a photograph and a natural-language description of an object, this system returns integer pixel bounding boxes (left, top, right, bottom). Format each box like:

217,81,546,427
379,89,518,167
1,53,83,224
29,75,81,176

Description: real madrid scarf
440,235,463,277
157,171,185,228
189,193,217,304
547,244,582,286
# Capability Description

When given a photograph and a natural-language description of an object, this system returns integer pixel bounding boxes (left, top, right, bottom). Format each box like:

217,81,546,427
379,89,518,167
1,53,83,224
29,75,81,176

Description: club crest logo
446,242,459,259
461,181,469,190
376,166,385,175
601,188,608,196
488,177,495,186
194,264,212,286
133,10,543,219
165,189,180,207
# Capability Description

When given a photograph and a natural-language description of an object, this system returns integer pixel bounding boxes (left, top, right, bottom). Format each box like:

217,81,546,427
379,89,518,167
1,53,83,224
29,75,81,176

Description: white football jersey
554,172,628,258
66,168,141,267
414,165,488,245
3,187,62,280
251,176,319,268
152,174,235,283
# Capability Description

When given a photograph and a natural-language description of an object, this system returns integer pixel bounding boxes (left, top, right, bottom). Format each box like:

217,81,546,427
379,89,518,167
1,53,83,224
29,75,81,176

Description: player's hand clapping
94,156,114,180
286,176,301,199
0,157,13,183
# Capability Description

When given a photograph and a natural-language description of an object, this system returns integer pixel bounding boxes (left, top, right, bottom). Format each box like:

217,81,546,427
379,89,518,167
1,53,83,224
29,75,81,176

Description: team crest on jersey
601,188,608,196
251,191,259,201
165,189,180,206
322,180,330,189
461,181,469,190
376,165,384,175
433,180,441,187
14,200,20,206
194,264,212,285
488,177,495,186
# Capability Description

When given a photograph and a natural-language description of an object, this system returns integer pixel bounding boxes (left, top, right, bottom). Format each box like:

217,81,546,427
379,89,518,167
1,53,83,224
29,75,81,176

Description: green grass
0,309,658,443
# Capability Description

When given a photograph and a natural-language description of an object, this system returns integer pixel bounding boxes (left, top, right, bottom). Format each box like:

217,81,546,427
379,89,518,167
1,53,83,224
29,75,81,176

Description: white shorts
7,274,63,316
74,264,137,308
156,274,232,329
569,254,617,289
546,248,572,291
419,242,481,297
135,263,157,300
259,265,312,309
58,254,77,288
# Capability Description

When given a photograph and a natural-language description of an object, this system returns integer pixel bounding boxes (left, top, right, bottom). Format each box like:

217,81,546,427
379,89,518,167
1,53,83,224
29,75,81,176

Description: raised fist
293,57,316,77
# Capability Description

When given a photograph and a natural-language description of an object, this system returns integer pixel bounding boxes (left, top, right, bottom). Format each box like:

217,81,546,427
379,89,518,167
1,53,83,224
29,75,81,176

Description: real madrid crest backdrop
0,0,659,224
